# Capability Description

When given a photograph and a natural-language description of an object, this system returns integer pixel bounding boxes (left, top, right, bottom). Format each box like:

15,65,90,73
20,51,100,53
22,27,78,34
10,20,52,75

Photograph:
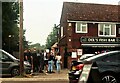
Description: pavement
0,69,69,82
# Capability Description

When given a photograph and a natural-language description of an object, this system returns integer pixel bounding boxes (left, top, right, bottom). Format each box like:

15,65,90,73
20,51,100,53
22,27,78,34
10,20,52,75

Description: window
98,23,116,37
2,52,13,62
118,28,120,34
61,26,63,37
76,22,87,33
103,52,120,62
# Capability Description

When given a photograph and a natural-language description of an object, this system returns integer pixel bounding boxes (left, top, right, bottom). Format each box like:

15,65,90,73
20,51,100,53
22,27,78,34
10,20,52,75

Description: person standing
44,51,48,73
56,53,61,73
47,52,55,73
31,49,39,72
27,49,32,65
24,49,28,61
37,50,44,73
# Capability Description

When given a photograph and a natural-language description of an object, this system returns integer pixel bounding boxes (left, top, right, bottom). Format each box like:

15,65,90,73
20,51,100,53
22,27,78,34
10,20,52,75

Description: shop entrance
83,47,120,54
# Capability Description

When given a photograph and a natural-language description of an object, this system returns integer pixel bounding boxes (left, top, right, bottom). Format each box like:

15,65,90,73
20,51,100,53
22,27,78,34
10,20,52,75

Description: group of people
24,49,44,73
24,49,62,74
46,52,62,73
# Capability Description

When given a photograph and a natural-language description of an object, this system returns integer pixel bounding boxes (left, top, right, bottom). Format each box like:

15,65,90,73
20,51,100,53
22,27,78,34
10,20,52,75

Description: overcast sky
23,0,120,45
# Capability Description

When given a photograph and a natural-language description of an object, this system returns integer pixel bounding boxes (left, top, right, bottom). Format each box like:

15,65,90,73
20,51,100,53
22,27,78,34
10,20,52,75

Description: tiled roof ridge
63,1,118,6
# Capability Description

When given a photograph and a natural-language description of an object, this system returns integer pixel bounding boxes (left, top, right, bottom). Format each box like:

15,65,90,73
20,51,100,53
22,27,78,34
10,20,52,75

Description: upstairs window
61,26,63,37
76,22,87,33
98,23,116,37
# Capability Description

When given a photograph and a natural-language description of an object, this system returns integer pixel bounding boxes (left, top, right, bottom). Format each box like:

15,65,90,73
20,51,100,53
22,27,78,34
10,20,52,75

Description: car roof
82,54,95,56
80,54,95,58
85,50,120,61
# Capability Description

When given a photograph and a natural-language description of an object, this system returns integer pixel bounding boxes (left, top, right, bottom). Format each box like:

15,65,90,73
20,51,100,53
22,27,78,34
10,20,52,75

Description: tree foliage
2,2,28,54
45,26,58,49
2,2,19,54
28,43,45,51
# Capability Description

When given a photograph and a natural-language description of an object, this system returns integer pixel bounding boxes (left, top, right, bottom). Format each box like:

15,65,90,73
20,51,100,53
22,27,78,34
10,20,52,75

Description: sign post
79,62,102,83
79,62,92,83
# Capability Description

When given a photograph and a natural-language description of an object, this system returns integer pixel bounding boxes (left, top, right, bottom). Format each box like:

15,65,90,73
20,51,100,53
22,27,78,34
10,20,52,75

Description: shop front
80,37,120,54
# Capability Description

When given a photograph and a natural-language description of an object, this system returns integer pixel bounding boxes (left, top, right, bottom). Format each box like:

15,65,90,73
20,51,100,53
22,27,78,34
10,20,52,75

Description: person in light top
55,52,62,73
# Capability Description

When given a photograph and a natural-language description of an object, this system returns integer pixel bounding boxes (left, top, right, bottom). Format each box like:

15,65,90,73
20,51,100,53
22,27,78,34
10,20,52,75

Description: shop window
61,26,63,37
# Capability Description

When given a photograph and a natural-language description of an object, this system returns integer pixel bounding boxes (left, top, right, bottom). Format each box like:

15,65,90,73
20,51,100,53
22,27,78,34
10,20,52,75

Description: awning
51,42,58,48
81,44,120,47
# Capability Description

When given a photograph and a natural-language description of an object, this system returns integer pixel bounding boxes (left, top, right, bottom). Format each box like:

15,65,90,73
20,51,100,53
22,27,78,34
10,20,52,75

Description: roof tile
61,2,119,22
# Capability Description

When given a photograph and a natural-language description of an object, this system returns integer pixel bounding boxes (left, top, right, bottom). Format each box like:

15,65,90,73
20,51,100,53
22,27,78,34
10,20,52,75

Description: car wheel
11,67,20,77
102,74,117,83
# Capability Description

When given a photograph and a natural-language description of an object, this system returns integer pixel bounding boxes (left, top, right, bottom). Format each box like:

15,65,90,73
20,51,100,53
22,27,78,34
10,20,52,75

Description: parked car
69,51,120,83
0,49,31,77
68,54,95,83
79,54,95,61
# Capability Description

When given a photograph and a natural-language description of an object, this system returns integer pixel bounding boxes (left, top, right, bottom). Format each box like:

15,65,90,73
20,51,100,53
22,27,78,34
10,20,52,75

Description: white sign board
79,63,92,83
71,52,77,58
77,49,83,55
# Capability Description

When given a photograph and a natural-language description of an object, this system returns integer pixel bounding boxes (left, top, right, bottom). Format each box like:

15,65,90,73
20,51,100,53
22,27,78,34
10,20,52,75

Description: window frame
98,23,116,37
61,26,63,37
76,22,88,33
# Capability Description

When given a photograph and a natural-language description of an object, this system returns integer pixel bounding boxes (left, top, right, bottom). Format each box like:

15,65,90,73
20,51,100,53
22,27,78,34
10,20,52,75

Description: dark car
0,49,31,77
69,51,120,83
68,54,95,83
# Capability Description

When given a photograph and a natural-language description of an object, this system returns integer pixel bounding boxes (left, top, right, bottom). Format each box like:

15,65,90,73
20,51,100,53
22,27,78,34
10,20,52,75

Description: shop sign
71,52,77,58
77,49,83,56
81,37,120,44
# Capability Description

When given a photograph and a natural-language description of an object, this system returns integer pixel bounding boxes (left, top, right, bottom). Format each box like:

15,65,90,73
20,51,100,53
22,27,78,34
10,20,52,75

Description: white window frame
61,26,63,37
76,22,88,33
98,23,116,37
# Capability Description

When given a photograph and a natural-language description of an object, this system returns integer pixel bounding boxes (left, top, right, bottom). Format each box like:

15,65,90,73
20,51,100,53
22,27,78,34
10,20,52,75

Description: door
1,51,13,75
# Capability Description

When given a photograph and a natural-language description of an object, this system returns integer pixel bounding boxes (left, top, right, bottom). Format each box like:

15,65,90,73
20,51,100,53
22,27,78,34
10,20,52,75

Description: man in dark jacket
31,50,39,72
37,50,44,73
47,52,55,73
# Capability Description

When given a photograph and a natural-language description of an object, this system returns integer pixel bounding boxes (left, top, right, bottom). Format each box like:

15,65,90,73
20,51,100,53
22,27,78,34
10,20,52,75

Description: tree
45,26,58,49
2,2,19,54
23,29,29,49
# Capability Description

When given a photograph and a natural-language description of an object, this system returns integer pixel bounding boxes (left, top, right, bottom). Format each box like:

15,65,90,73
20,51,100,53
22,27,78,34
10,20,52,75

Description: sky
23,0,120,45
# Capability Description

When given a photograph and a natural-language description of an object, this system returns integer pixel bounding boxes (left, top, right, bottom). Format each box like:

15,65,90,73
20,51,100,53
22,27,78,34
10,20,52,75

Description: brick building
59,2,120,68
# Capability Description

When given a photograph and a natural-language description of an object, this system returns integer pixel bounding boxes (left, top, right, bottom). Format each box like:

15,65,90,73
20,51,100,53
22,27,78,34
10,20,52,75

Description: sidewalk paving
0,69,69,82
33,69,68,78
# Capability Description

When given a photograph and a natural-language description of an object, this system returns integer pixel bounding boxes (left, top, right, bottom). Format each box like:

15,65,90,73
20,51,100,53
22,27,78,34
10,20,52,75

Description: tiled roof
60,2,119,22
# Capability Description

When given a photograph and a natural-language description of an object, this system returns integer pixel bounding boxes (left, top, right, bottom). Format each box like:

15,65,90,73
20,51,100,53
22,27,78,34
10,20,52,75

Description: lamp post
54,24,60,42
8,35,11,53
19,0,24,76
54,24,60,52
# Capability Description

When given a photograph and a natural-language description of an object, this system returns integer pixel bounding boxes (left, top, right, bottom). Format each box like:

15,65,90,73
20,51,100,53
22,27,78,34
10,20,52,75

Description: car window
2,52,13,62
103,52,120,62
80,54,95,60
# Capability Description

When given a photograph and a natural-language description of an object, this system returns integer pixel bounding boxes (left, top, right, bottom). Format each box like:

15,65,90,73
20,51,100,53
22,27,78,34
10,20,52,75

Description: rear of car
69,51,120,83
68,54,95,83
68,61,84,83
